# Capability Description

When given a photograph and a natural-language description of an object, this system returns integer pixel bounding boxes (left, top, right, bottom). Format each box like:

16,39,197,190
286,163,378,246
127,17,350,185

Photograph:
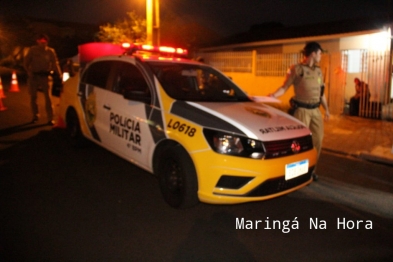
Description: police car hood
172,101,311,141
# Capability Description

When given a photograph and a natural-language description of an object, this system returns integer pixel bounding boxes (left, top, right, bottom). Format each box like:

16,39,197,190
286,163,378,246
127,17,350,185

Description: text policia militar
236,217,373,233
109,113,141,145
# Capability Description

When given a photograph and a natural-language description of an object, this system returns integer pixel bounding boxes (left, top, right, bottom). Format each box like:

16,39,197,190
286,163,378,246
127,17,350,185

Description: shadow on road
0,122,50,137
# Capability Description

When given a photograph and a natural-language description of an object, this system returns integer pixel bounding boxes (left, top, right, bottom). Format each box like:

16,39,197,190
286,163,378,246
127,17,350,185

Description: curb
359,146,393,166
322,147,393,166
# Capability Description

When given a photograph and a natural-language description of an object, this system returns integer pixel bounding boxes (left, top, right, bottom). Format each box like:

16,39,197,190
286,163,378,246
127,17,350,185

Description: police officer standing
269,42,330,181
24,34,62,125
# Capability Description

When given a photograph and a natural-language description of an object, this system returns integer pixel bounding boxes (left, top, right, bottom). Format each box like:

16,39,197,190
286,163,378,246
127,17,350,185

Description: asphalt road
0,129,392,261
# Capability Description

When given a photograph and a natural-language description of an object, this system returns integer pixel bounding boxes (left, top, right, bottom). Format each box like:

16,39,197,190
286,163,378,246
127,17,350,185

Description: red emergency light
78,42,189,66
79,43,124,64
121,43,188,57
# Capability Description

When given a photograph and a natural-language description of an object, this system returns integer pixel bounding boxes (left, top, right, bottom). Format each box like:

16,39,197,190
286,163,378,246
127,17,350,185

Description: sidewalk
1,83,393,165
323,114,393,166
0,83,59,151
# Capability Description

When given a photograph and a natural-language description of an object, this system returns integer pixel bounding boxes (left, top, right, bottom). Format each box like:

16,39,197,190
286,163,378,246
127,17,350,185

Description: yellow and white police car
58,43,317,208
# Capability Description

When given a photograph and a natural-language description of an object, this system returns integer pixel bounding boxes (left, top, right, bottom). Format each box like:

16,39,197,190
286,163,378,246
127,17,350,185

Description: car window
147,62,250,102
81,60,115,89
109,62,151,103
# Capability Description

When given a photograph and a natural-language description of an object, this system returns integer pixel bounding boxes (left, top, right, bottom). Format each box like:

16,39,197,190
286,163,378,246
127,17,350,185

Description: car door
106,59,158,170
79,60,117,145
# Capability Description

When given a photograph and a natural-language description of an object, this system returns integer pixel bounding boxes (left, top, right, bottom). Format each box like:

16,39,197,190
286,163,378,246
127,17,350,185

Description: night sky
1,0,392,36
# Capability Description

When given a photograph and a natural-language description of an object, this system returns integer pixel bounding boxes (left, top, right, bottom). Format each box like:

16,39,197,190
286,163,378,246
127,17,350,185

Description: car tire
66,109,87,148
157,145,199,209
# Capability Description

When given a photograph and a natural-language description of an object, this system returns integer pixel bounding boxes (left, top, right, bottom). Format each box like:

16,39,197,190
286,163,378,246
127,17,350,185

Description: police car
57,42,317,208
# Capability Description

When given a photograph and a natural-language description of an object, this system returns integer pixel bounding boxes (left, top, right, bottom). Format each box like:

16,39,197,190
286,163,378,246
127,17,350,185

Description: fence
255,53,303,77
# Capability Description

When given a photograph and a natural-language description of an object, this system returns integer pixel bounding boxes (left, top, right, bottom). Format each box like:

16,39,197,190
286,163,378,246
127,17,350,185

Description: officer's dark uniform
24,35,62,124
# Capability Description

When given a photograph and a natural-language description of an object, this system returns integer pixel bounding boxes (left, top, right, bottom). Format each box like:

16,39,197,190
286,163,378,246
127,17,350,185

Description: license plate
285,160,309,180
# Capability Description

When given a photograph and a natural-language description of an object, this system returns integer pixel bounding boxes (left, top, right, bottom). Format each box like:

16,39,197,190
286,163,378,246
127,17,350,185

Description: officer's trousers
293,107,324,172
28,74,53,121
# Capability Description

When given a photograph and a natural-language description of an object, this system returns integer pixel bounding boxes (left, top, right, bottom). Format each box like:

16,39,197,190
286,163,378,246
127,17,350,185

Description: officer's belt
293,100,320,109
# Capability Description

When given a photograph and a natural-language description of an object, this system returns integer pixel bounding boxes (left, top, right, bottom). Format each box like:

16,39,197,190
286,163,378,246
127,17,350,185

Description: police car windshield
147,62,250,102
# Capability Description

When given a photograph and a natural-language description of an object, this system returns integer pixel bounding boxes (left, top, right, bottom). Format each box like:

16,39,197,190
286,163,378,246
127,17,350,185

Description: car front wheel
157,145,199,209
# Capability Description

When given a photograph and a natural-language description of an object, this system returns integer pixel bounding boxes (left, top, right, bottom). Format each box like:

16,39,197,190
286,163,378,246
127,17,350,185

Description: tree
96,11,146,44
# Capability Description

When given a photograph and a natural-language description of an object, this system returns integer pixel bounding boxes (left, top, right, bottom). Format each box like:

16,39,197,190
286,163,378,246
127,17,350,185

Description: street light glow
146,0,153,45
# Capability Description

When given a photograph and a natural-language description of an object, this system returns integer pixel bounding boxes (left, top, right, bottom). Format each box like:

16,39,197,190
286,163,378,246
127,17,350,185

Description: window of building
343,50,367,73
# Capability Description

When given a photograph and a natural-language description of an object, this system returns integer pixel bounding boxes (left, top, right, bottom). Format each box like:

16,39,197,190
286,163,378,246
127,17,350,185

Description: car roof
90,54,204,65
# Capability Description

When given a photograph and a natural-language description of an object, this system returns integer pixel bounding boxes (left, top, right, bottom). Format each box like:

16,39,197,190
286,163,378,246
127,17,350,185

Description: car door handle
103,105,111,110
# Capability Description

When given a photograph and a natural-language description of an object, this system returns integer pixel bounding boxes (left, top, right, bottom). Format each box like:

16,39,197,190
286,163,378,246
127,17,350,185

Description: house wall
253,45,282,54
225,73,294,99
282,44,304,54
340,32,392,51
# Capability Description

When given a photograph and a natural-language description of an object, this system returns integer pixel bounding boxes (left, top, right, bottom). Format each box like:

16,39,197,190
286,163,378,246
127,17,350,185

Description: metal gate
342,50,391,118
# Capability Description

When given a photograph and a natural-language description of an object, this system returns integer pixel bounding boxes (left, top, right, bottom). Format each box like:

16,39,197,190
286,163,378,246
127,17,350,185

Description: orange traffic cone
0,76,5,98
9,71,20,92
0,97,7,111
53,115,66,129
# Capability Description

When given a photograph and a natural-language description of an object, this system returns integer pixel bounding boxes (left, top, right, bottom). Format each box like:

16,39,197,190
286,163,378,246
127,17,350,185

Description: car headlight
203,129,265,159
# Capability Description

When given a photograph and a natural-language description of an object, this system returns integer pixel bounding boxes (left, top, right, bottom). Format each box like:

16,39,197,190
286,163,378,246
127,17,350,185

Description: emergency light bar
78,42,189,67
121,43,188,57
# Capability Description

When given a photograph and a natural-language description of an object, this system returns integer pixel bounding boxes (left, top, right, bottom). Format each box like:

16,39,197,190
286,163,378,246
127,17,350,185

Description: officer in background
269,42,330,181
24,34,62,125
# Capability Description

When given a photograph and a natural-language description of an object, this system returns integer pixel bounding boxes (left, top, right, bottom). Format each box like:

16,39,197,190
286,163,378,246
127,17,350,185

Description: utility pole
146,0,160,46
